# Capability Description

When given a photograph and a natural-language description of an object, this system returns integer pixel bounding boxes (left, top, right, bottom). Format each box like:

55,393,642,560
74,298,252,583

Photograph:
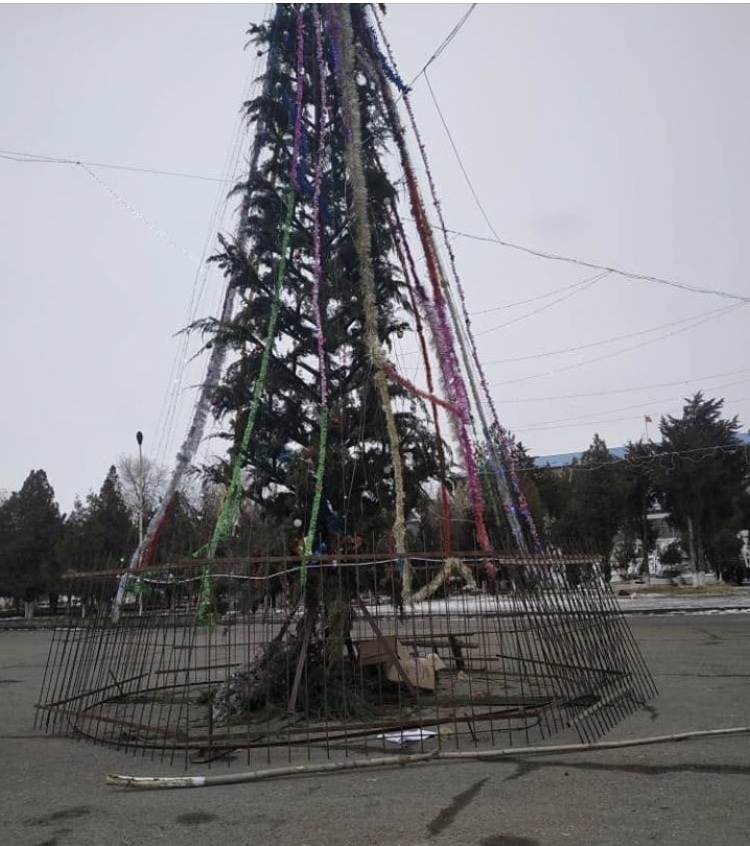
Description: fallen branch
105,725,750,790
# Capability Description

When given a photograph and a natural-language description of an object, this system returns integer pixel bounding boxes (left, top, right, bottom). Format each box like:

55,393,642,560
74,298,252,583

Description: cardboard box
385,653,446,691
358,637,447,692
356,635,408,666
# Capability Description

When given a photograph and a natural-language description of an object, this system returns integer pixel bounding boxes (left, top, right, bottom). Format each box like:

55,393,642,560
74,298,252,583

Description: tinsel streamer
376,9,539,550
407,210,491,555
399,149,492,554
352,32,493,558
333,5,409,586
139,492,177,570
389,207,452,552
206,188,297,558
410,557,477,604
364,20,410,94
401,204,494,553
195,566,215,630
383,363,458,417
301,6,331,581
303,410,330,572
290,5,306,189
321,6,350,141
355,30,492,554
414,220,494,557
310,6,329,407
406,92,535,548
111,18,284,621
321,9,339,77
208,6,310,559
495,425,540,550
371,17,536,553
111,282,238,622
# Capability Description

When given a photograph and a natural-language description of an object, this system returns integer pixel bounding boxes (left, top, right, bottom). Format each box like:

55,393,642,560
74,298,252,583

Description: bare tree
117,455,169,523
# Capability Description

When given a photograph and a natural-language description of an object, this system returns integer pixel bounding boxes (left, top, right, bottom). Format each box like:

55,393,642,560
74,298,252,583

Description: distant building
533,432,750,469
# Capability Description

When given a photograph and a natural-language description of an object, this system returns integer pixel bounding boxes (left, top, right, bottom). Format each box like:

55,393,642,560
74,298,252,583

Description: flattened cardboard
357,635,408,666
385,654,445,691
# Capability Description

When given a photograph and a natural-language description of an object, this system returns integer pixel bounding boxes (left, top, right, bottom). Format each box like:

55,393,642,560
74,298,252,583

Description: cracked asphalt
2,614,749,846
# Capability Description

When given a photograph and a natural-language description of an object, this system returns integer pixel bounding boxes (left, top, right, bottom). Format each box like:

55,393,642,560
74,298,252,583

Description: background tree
56,497,97,573
620,440,659,579
545,435,627,574
0,470,63,618
0,490,14,598
529,463,573,548
90,466,135,566
147,491,209,565
656,393,746,582
117,454,169,527
57,467,135,574
55,467,135,614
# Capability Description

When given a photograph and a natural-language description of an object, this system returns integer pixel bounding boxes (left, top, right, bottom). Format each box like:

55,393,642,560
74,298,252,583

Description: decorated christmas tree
191,3,537,570
38,5,655,768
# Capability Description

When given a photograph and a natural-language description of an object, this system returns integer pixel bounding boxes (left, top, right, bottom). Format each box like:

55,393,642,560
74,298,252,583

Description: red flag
644,415,653,423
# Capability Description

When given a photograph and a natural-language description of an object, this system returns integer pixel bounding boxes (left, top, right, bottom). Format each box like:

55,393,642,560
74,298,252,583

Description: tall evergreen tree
91,466,135,565
57,468,134,574
56,497,95,572
656,393,746,579
576,436,628,561
195,5,446,556
544,435,627,565
620,440,659,578
0,470,63,617
162,5,543,712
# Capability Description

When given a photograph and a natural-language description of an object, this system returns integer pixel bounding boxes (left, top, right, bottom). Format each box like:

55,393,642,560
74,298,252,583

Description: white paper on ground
376,729,437,745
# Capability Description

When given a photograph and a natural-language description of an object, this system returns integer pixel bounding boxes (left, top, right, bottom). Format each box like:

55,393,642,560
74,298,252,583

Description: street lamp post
136,431,144,551
136,430,144,616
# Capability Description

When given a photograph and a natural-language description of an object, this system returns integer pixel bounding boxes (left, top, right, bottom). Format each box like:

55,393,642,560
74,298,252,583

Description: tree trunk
641,506,650,585
687,517,698,585
687,517,708,586
24,599,35,620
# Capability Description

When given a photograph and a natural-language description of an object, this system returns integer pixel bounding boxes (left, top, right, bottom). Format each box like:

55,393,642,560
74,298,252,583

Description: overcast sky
2,3,749,514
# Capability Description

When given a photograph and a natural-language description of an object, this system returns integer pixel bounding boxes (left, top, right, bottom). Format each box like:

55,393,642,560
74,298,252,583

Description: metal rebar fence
36,551,656,769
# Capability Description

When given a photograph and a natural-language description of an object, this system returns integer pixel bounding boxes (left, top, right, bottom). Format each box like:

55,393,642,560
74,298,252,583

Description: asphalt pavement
1,608,749,846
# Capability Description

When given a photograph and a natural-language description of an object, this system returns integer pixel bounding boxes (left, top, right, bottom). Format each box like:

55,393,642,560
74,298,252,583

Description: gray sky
2,3,749,514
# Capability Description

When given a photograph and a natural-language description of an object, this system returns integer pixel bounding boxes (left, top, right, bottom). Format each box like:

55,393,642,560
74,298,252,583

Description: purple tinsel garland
379,22,541,551
290,5,305,188
311,5,328,404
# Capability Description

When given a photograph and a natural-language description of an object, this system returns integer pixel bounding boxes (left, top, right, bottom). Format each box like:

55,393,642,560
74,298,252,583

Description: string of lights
469,275,614,315
6,139,744,307
78,163,203,266
490,302,744,388
483,306,750,366
515,383,750,433
422,73,749,307
474,271,609,337
0,148,233,183
448,226,750,306
403,3,478,88
492,367,750,404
